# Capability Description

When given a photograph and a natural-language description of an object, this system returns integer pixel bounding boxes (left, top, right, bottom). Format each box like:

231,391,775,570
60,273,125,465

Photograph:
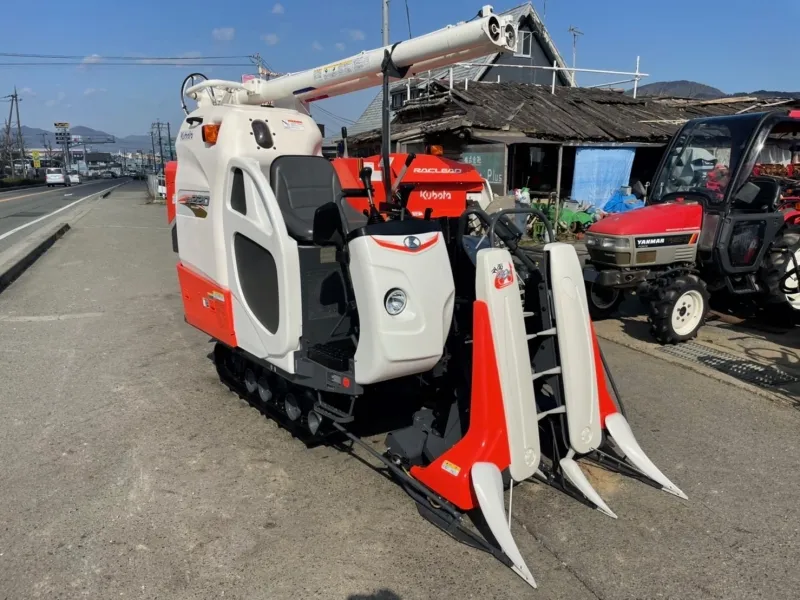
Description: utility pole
13,88,25,175
166,122,174,160
152,120,165,173
381,0,391,194
150,130,157,172
568,25,583,86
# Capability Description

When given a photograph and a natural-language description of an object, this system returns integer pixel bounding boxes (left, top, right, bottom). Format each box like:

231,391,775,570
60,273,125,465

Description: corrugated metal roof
335,2,565,140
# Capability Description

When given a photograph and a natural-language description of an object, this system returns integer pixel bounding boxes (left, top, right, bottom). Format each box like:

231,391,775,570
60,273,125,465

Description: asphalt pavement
0,178,127,253
0,183,798,599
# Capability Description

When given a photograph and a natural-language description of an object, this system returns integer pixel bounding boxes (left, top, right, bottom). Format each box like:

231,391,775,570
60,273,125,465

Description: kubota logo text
419,190,452,201
413,168,463,174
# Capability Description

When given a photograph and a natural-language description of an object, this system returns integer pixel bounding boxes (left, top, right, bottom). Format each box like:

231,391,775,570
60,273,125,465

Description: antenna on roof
568,25,583,86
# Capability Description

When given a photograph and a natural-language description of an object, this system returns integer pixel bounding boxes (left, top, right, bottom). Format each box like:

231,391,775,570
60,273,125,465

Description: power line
313,105,356,125
0,52,248,60
0,62,252,67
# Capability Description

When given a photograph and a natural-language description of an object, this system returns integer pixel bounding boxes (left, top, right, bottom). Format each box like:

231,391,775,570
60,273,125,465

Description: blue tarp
570,148,636,209
603,190,645,214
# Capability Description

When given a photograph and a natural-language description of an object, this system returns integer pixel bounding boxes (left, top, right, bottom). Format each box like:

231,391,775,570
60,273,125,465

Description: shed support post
554,144,563,239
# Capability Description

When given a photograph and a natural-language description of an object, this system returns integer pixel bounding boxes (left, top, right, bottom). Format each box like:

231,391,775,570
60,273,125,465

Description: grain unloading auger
170,6,686,590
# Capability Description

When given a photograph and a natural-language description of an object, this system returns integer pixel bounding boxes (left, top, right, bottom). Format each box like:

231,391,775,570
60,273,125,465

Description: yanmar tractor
583,110,800,344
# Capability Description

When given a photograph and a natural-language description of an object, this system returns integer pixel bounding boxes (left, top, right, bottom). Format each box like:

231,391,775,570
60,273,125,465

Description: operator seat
270,155,366,243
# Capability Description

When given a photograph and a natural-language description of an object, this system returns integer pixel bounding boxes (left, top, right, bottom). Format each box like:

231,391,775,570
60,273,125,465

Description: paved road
0,178,127,253
0,185,798,599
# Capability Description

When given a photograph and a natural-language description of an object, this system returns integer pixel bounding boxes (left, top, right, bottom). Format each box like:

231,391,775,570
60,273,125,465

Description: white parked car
68,171,81,184
45,167,71,187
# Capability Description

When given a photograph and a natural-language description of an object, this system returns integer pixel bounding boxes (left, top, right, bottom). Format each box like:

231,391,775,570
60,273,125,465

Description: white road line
0,183,124,243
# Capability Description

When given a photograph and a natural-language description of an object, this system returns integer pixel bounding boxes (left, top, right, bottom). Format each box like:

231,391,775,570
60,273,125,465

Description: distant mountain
631,80,726,99
629,80,800,101
19,125,169,154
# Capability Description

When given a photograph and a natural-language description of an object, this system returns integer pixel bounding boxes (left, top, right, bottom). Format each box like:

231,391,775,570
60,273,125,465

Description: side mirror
312,202,345,249
733,181,762,205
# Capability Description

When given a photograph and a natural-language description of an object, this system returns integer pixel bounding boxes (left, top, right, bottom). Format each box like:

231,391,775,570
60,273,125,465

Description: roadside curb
0,223,70,294
0,182,126,295
595,329,799,410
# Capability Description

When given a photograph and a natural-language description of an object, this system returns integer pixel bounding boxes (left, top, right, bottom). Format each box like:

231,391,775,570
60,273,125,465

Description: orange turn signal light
428,144,444,156
202,123,220,144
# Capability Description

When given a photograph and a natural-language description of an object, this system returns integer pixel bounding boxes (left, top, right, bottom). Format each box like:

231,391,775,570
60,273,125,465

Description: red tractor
582,109,800,343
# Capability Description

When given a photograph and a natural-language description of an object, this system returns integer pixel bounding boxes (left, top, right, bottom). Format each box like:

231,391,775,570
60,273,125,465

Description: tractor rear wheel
585,281,624,320
760,227,800,311
648,274,710,344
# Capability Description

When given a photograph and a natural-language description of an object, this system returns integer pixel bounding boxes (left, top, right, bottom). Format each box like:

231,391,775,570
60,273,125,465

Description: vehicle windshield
46,168,62,174
649,114,762,204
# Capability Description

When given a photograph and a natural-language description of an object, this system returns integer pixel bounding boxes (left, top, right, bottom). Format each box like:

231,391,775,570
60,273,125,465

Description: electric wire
0,62,252,67
0,52,248,60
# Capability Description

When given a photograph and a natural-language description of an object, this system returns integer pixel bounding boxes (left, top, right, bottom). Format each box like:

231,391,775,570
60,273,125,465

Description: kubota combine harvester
583,110,800,344
169,6,686,590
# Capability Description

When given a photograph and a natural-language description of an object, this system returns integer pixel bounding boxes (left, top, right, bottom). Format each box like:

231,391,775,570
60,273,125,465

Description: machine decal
177,193,211,218
403,236,421,250
492,262,514,289
281,118,305,131
635,234,693,248
372,233,439,253
419,190,452,201
441,460,461,476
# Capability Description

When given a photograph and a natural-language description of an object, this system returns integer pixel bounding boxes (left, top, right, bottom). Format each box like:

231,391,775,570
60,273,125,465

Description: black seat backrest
270,155,366,243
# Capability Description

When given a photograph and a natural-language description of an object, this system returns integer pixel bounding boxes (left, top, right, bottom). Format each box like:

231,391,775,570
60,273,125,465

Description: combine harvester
169,6,686,590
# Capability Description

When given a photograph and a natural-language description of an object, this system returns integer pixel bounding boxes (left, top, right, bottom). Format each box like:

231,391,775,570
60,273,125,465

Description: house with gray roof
330,2,573,144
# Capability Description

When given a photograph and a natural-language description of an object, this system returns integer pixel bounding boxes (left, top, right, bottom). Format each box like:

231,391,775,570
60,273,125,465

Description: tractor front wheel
648,274,710,344
586,281,624,320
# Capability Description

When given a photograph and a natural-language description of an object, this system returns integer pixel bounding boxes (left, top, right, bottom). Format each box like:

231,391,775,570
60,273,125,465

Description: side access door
221,157,302,363
714,178,784,293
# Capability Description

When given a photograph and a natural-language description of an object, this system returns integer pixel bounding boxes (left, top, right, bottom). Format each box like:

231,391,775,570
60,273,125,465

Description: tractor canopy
649,111,800,208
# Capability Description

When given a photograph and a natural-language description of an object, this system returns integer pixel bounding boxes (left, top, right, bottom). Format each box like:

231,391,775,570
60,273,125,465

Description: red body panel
332,153,486,219
589,202,703,236
177,262,237,347
410,300,511,511
165,161,178,225
591,323,619,425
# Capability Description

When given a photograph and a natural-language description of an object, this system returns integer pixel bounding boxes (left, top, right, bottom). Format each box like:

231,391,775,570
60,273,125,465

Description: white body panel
471,463,537,589
605,413,688,499
545,243,602,455
175,104,320,370
348,232,454,384
223,157,302,366
474,248,540,482
185,8,516,108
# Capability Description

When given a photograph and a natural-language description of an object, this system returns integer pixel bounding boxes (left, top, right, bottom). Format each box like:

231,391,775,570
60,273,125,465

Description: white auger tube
186,7,517,107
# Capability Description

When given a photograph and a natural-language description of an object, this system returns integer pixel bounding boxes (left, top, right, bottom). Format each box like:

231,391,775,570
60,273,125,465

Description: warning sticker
210,291,225,302
442,460,461,477
282,118,305,131
313,56,370,83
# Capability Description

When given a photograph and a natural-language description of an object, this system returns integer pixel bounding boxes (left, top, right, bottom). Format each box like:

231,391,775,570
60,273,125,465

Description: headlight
384,288,407,315
586,234,629,249
601,236,630,250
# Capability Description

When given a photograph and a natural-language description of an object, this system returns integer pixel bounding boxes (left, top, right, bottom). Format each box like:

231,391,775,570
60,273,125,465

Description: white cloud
335,42,346,51
82,54,102,64
19,87,36,97
211,27,235,42
84,87,107,96
311,41,323,51
342,28,365,41
45,91,66,107
271,2,284,14
262,33,279,45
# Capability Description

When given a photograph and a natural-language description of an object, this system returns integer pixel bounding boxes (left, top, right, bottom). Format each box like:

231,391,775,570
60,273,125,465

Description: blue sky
3,0,798,138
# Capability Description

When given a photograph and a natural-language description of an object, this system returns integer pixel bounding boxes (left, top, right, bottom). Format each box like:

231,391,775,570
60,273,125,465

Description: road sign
32,150,41,168
54,122,69,128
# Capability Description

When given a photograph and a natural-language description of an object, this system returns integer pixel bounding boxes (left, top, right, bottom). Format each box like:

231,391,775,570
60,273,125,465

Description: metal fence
147,174,166,202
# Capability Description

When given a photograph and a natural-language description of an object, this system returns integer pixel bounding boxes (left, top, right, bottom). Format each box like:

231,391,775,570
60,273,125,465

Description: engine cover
586,202,703,268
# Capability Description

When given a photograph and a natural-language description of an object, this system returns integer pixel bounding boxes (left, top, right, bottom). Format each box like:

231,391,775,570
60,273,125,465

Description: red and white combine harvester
167,6,686,590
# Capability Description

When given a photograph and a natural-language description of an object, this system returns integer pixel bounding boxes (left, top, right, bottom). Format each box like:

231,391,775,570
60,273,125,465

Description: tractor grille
673,246,696,262
659,341,799,388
